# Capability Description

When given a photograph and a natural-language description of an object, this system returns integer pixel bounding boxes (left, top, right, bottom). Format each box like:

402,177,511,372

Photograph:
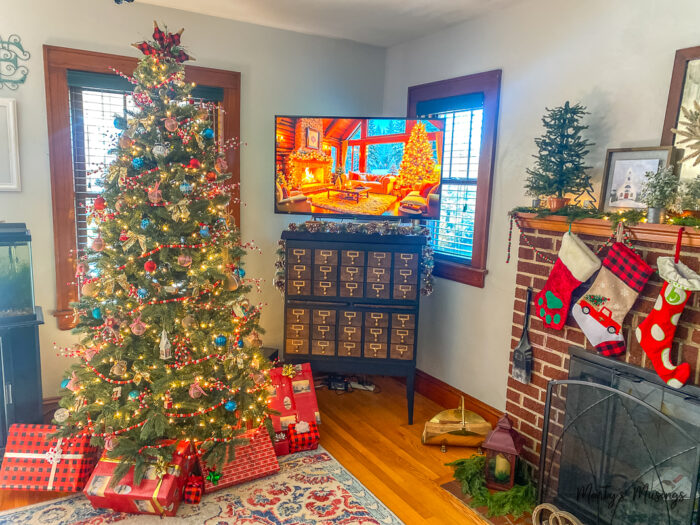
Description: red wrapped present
183,474,203,504
273,430,290,456
269,363,320,440
288,421,320,453
198,426,279,493
0,424,99,492
84,440,194,516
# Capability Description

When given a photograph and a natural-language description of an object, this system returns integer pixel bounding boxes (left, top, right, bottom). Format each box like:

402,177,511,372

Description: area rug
310,192,397,215
0,447,403,525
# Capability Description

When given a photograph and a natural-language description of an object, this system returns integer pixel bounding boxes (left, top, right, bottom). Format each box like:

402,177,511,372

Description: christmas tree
525,102,593,199
397,122,436,188
54,23,271,484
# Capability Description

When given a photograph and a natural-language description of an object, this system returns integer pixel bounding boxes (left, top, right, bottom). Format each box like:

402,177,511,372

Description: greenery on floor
447,455,536,518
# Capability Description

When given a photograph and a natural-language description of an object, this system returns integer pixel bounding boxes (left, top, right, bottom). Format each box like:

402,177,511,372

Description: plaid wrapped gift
183,474,203,504
288,421,319,453
0,424,99,492
197,426,279,493
84,440,194,516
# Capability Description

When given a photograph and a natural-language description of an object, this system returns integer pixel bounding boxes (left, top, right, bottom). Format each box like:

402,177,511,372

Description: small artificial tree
525,102,593,201
397,122,435,189
55,23,271,484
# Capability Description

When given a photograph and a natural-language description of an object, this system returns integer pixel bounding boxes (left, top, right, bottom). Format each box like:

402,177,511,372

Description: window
408,70,501,288
45,46,241,329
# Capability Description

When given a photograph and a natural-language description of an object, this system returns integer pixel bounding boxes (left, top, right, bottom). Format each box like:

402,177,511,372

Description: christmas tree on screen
54,22,271,484
397,121,436,189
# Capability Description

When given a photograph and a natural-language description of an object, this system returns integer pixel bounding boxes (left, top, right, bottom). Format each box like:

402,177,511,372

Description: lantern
482,414,524,490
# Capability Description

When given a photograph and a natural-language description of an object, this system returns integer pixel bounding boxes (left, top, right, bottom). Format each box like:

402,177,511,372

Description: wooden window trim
407,70,501,288
44,45,241,330
661,45,700,146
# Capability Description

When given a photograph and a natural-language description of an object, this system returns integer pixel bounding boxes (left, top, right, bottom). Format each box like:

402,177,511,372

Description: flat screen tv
274,116,445,219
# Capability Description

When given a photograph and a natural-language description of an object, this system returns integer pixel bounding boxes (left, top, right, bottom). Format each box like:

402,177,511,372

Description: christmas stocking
534,232,601,330
635,257,700,388
572,242,652,356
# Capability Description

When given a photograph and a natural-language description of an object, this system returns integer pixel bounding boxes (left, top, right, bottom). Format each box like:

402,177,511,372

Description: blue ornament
236,268,246,278
140,218,150,229
215,335,227,347
113,117,127,129
237,339,244,348
60,379,70,389
128,390,140,401
200,225,210,237
137,288,148,299
132,157,144,170
179,182,192,194
224,400,237,412
202,128,215,140
91,307,102,320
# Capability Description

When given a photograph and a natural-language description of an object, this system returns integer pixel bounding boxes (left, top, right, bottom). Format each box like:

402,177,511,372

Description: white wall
3,0,385,396
383,0,700,410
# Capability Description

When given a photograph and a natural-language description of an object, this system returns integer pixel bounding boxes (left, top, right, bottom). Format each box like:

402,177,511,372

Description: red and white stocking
635,256,700,388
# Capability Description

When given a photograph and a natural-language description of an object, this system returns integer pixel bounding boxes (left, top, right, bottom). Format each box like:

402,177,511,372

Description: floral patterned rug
0,447,403,525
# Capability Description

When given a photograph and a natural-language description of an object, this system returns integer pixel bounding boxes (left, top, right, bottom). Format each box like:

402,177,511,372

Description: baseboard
42,396,60,424
413,369,503,428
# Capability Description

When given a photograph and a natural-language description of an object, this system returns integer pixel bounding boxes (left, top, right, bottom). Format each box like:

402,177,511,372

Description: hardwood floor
0,376,486,523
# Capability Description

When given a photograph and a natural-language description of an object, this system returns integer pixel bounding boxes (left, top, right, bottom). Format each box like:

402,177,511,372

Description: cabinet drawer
286,338,309,355
393,284,417,301
313,280,337,297
339,325,361,342
313,265,337,281
365,326,388,343
314,249,338,265
338,341,361,357
366,267,390,283
393,268,417,285
365,312,389,327
286,323,309,339
391,328,415,345
391,313,415,329
364,342,388,359
341,250,365,266
312,309,336,325
367,282,390,299
286,308,310,324
312,324,336,340
288,248,311,264
339,310,362,326
390,344,414,360
340,265,364,282
287,280,311,296
367,251,391,268
311,339,335,356
339,281,362,298
288,264,311,280
395,252,419,270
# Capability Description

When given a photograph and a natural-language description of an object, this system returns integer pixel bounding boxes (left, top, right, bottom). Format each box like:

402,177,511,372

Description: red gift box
273,431,290,456
183,474,204,504
269,363,320,443
288,421,320,453
198,426,279,493
84,440,194,516
0,424,99,492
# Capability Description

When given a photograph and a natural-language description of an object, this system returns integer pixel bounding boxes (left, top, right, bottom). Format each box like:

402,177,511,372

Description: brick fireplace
508,214,700,467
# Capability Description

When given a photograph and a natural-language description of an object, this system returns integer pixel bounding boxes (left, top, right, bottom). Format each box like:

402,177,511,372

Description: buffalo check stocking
572,242,652,356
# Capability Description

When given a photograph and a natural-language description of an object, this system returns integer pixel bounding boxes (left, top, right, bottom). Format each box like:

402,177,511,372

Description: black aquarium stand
281,230,426,424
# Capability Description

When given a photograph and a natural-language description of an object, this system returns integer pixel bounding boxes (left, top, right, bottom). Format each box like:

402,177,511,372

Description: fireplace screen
539,380,700,525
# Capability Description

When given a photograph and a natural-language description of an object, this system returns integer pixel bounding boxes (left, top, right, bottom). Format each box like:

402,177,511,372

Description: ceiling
136,0,520,47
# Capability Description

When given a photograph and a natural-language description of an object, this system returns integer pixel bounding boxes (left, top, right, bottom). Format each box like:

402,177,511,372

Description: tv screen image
275,116,445,219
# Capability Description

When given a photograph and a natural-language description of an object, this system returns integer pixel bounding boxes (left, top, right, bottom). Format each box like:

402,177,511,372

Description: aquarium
0,224,36,321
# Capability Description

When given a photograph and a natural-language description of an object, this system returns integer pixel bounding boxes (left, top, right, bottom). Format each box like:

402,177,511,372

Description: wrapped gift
84,440,194,516
0,424,99,492
198,426,279,493
288,421,320,453
183,474,204,504
268,363,321,440
273,431,290,456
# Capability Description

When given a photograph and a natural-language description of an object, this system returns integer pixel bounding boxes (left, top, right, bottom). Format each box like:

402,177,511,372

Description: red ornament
93,196,106,211
215,157,228,173
144,260,157,273
148,182,163,204
164,118,179,132
92,236,105,252
119,230,129,242
188,158,201,169
206,171,217,182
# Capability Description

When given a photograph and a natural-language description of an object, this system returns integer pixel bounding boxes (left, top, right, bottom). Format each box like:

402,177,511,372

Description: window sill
433,257,487,288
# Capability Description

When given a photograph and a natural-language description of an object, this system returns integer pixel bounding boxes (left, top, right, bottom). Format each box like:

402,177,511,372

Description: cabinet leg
406,370,415,425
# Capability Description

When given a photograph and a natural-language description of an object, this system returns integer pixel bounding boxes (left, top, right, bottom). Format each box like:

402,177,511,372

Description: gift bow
187,474,204,488
206,470,221,485
133,22,191,63
296,421,310,433
132,370,152,384
281,364,297,379
167,199,190,222
122,231,147,252
102,273,129,294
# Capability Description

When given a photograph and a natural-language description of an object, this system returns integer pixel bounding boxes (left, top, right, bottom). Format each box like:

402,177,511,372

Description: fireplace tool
512,287,533,384
421,396,492,450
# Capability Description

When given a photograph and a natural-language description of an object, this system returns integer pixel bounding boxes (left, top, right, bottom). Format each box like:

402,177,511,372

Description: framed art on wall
0,98,20,191
306,128,320,150
599,147,674,212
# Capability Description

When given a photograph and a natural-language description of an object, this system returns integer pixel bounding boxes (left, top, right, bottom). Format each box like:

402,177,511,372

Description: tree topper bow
132,21,192,63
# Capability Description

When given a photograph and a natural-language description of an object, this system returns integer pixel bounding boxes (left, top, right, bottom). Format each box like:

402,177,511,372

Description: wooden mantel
515,212,700,247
